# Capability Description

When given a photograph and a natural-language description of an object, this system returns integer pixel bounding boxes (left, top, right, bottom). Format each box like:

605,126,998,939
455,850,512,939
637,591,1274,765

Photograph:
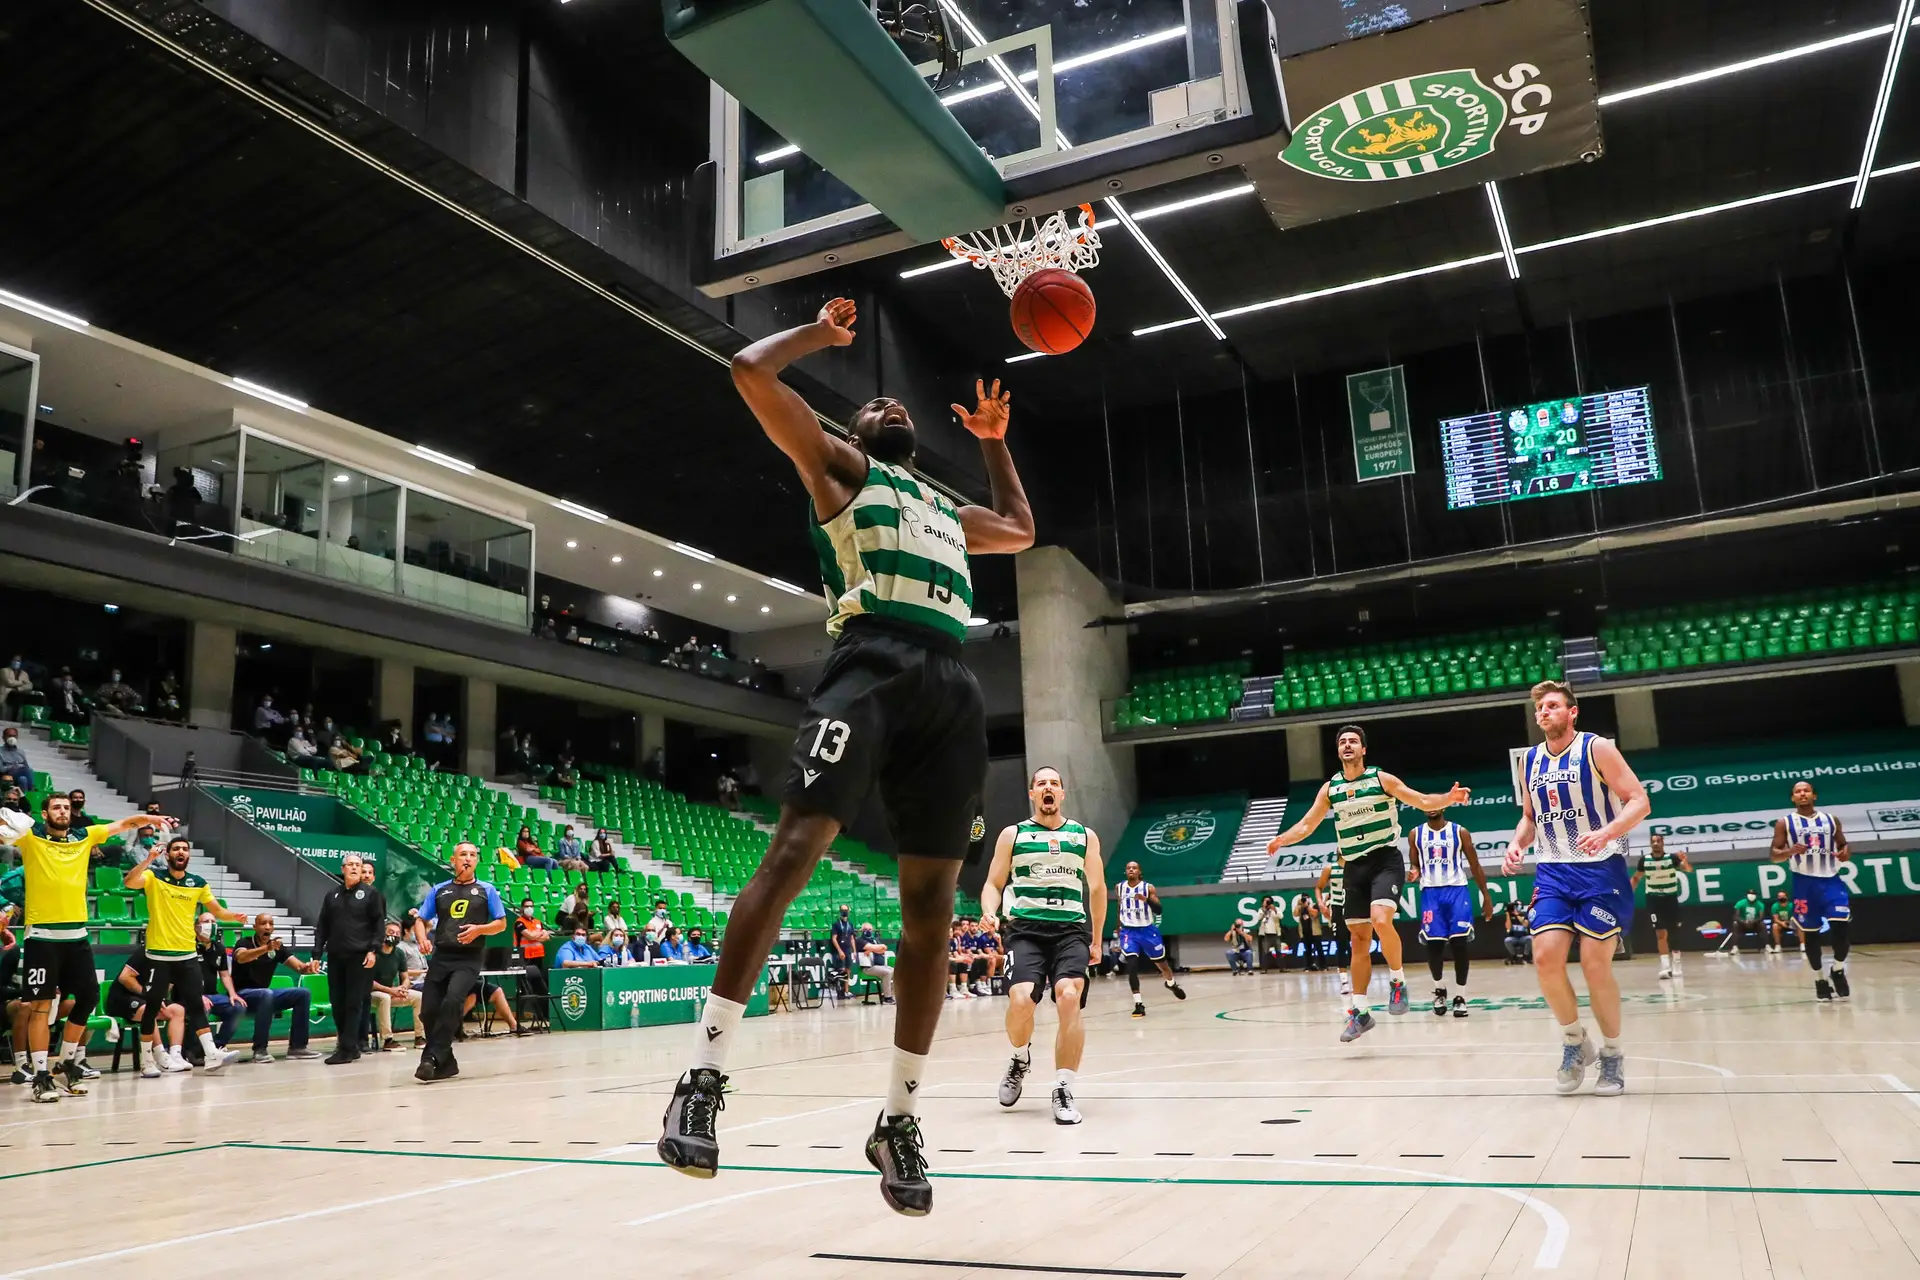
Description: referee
316,853,387,1064
413,842,505,1083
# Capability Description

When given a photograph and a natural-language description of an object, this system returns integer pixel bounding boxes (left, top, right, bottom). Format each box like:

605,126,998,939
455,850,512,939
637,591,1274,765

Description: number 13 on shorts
810,718,851,764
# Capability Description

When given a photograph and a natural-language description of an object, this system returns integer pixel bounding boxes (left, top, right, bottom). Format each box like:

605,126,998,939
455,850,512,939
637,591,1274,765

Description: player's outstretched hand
1501,845,1526,876
1265,835,1282,856
952,378,1011,440
816,297,857,346
1446,783,1471,806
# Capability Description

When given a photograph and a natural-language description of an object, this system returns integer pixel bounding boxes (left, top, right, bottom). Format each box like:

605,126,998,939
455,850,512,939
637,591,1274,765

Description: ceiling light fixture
692,582,703,591
1485,182,1520,279
554,498,608,522
38,405,53,414
413,445,475,473
652,568,664,578
610,554,623,563
565,539,578,549
761,605,771,614
673,541,716,561
1131,251,1507,336
1853,0,1918,208
757,26,1188,165
1514,175,1854,256
1005,351,1048,364
0,287,88,332
967,616,990,626
726,594,738,603
230,377,309,411
765,577,810,596
1597,23,1897,106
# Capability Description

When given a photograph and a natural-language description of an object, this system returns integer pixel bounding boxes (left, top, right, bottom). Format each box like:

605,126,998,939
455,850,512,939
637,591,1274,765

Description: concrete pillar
1525,701,1546,746
1285,723,1324,785
462,676,496,778
187,621,236,730
1614,687,1660,751
377,659,414,731
1016,547,1136,847
1898,661,1920,727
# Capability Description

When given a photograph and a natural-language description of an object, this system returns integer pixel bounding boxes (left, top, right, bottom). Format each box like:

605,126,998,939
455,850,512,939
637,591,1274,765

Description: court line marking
813,1252,1184,1278
0,1144,220,1184
1086,1052,1738,1080
1881,1075,1920,1112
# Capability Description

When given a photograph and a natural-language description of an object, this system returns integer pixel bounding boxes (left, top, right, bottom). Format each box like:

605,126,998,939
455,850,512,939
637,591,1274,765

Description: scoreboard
1441,387,1661,510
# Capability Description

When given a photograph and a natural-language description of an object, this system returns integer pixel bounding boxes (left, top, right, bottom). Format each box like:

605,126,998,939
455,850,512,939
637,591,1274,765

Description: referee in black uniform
316,853,386,1065
412,842,505,1083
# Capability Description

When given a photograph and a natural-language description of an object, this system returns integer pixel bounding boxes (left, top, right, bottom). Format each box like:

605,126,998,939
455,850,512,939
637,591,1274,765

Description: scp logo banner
1279,65,1555,183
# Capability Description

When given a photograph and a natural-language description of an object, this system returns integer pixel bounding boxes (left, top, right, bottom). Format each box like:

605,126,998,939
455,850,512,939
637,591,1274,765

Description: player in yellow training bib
125,834,252,1074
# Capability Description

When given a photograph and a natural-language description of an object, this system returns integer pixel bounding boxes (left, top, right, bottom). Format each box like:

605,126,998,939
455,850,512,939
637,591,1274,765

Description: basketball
1010,267,1096,355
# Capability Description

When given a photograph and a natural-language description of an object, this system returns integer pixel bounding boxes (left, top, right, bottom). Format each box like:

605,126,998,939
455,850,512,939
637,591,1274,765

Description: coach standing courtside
316,853,387,1064
413,842,505,1083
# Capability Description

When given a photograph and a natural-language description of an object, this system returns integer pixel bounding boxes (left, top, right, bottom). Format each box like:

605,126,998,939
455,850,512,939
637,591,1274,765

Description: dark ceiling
2,0,1917,623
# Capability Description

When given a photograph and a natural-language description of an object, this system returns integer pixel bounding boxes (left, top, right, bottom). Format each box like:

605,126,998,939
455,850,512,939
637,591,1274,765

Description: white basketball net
942,203,1101,298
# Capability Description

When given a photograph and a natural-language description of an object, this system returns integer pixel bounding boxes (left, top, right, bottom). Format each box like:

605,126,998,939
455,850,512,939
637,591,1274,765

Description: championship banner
1248,0,1601,229
1110,793,1247,885
1348,365,1415,481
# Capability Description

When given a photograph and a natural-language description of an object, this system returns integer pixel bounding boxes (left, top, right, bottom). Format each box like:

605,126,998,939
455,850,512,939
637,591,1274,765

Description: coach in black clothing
413,842,505,1083
316,853,387,1065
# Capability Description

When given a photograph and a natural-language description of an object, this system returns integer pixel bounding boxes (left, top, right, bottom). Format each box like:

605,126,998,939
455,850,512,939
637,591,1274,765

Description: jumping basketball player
1113,861,1185,1018
1407,808,1488,1019
658,297,1035,1216
981,767,1105,1126
1268,726,1469,1042
1504,681,1651,1097
1771,780,1852,1001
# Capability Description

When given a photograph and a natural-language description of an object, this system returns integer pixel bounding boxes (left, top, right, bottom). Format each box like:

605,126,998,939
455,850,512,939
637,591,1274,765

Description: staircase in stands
490,779,730,909
1219,796,1289,880
3,720,315,946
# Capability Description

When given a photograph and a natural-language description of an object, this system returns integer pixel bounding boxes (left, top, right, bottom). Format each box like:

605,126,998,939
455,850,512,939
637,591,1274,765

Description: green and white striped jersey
1639,850,1681,895
1005,819,1090,928
1328,766,1401,864
811,459,973,642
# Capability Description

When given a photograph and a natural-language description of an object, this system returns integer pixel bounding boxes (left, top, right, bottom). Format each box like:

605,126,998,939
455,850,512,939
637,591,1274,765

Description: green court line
225,1142,1920,1199
0,1144,221,1183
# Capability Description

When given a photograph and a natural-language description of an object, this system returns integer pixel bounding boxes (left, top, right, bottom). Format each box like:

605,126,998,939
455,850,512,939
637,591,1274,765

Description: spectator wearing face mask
587,829,619,873
656,926,689,965
285,725,328,771
49,668,86,725
556,928,601,968
855,923,894,1002
555,826,586,871
685,928,716,963
599,930,634,967
512,897,552,1023
0,729,31,793
602,899,630,942
516,825,555,870
94,669,142,716
0,658,34,719
370,922,423,1050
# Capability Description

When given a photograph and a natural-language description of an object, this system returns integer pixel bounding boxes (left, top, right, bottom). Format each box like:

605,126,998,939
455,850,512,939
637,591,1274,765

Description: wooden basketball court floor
7,948,1920,1280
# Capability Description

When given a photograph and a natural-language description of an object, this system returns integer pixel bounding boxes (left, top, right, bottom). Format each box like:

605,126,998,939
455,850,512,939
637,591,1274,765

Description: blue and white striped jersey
1523,732,1627,864
1413,821,1470,888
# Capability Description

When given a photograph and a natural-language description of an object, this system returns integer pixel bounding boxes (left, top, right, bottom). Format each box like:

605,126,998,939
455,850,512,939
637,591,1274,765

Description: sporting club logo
559,975,588,1019
228,793,255,823
969,816,987,844
1144,810,1218,856
1280,66,1551,183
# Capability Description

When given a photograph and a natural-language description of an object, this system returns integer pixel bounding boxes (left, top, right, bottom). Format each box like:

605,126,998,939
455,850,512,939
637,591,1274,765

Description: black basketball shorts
783,617,986,860
22,936,99,1002
1644,895,1682,932
1007,925,1091,992
1341,846,1406,922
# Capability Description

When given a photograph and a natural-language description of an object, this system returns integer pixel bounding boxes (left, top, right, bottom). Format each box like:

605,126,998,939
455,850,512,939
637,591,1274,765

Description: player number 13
809,718,851,764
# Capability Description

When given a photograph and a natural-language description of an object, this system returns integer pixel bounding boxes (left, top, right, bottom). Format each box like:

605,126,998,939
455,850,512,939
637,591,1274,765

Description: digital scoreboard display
1441,387,1661,510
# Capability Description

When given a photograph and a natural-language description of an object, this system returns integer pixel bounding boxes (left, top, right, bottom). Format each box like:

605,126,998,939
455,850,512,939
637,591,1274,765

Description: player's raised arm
1380,773,1471,812
1268,783,1333,854
1580,737,1651,854
977,825,1018,931
729,298,869,515
954,380,1035,555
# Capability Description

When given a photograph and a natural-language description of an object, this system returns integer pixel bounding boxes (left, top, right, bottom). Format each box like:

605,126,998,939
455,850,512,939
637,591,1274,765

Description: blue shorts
1791,872,1850,931
1419,884,1475,942
1117,925,1166,961
1530,858,1634,940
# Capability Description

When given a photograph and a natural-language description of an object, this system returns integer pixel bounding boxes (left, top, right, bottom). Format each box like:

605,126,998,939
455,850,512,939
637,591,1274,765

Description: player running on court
1504,681,1651,1096
1630,834,1692,979
1113,861,1185,1018
658,297,1035,1216
2,793,173,1102
1771,780,1852,1001
981,767,1106,1126
1268,725,1469,1042
1407,808,1488,1019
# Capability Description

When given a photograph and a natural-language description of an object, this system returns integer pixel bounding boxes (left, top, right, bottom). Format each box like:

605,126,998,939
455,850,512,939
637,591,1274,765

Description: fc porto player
1504,681,1651,1096
1113,861,1184,1018
1408,808,1489,1018
1770,780,1852,1001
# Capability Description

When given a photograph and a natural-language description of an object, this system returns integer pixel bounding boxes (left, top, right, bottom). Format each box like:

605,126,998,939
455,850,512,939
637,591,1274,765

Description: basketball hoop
942,203,1101,299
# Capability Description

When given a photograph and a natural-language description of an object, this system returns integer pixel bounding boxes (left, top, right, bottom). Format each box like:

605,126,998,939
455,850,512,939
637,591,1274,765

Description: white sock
31,1050,47,1073
1824,959,1836,976
1056,1067,1076,1088
886,1046,930,1117
1659,954,1671,968
55,1039,76,1064
12,1051,26,1070
1389,968,1405,986
198,1030,220,1058
1352,994,1371,1015
1010,1042,1031,1063
690,993,747,1073
1561,1022,1586,1046
1832,959,1847,973
1601,1034,1622,1055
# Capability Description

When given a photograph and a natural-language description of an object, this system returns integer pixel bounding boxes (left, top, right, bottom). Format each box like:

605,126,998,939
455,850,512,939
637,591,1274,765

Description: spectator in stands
153,671,183,721
382,724,411,757
587,829,618,872
559,882,595,934
285,724,328,770
252,694,287,742
397,911,428,991
686,927,716,964
716,772,739,809
0,729,31,793
1503,901,1532,964
645,745,666,782
646,898,674,945
514,825,555,870
855,924,894,1002
67,789,100,828
328,736,368,775
2,784,26,819
555,825,584,866
656,925,690,964
422,713,449,766
547,746,578,790
829,904,855,981
498,724,520,774
93,669,142,717
229,914,322,1062
313,716,339,754
370,922,422,1050
599,929,634,967
602,898,630,941
49,668,86,724
166,467,199,532
0,657,33,718
512,899,550,1024
1224,921,1255,974
519,733,539,774
556,928,601,969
